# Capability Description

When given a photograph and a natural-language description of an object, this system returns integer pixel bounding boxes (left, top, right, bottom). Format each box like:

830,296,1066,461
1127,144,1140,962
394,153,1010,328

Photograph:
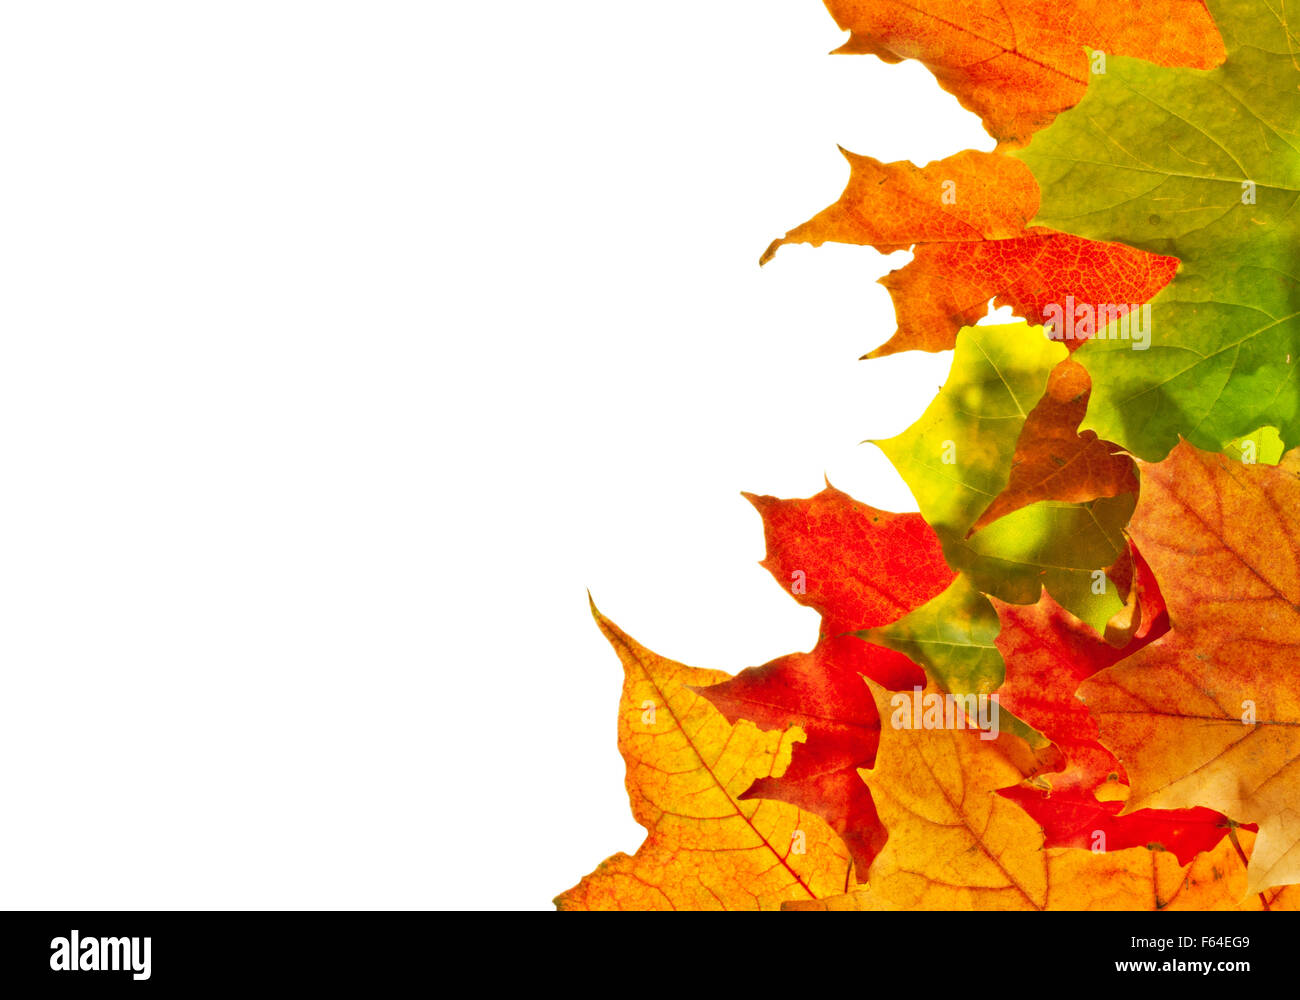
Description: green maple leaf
1016,0,1300,461
874,322,1132,630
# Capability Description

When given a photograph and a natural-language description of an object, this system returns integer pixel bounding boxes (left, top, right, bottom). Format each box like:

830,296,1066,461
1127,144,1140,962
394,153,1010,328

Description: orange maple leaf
820,0,1223,143
763,150,1178,359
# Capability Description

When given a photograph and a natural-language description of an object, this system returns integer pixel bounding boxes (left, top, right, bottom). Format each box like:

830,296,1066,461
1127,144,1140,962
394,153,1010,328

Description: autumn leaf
555,601,853,910
874,321,1132,627
858,573,1060,762
859,574,1003,698
783,678,1274,910
698,486,954,877
763,150,1032,260
561,0,1300,914
733,487,955,642
1098,539,1168,649
992,584,1238,865
762,150,1178,359
971,358,1136,532
1078,441,1300,893
1016,0,1300,460
818,0,1223,144
787,831,1292,910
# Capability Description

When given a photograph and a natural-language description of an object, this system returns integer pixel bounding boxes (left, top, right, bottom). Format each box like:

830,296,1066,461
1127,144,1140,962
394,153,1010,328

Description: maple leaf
783,678,1278,910
971,357,1136,532
992,583,1239,865
859,574,1003,697
555,602,852,910
563,0,1299,915
875,321,1132,628
1096,539,1166,648
1078,442,1300,893
698,486,954,877
762,150,1178,359
817,0,1223,144
1017,0,1300,461
858,573,1062,760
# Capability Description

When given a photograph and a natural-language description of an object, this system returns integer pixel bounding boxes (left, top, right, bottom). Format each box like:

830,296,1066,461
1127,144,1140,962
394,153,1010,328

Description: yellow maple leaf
784,678,1283,910
555,601,853,910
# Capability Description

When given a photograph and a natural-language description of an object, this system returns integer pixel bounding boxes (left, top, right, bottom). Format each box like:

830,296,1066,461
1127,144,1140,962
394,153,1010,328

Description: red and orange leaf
699,485,954,876
991,584,1237,865
556,602,853,910
783,679,1268,910
970,359,1136,533
762,150,1178,358
879,233,1177,359
559,0,1289,915
1099,540,1168,648
738,486,955,642
1079,443,1300,893
761,151,1032,262
820,0,1224,144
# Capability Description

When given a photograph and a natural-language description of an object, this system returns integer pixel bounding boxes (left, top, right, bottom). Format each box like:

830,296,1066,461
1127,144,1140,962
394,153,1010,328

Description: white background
0,3,991,909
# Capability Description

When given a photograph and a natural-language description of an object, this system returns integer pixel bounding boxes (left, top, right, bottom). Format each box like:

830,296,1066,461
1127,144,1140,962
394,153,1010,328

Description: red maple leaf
993,546,1245,864
699,485,955,875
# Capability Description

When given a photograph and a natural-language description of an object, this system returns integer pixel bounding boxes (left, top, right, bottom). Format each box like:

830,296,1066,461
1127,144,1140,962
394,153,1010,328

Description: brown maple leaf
970,358,1137,533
